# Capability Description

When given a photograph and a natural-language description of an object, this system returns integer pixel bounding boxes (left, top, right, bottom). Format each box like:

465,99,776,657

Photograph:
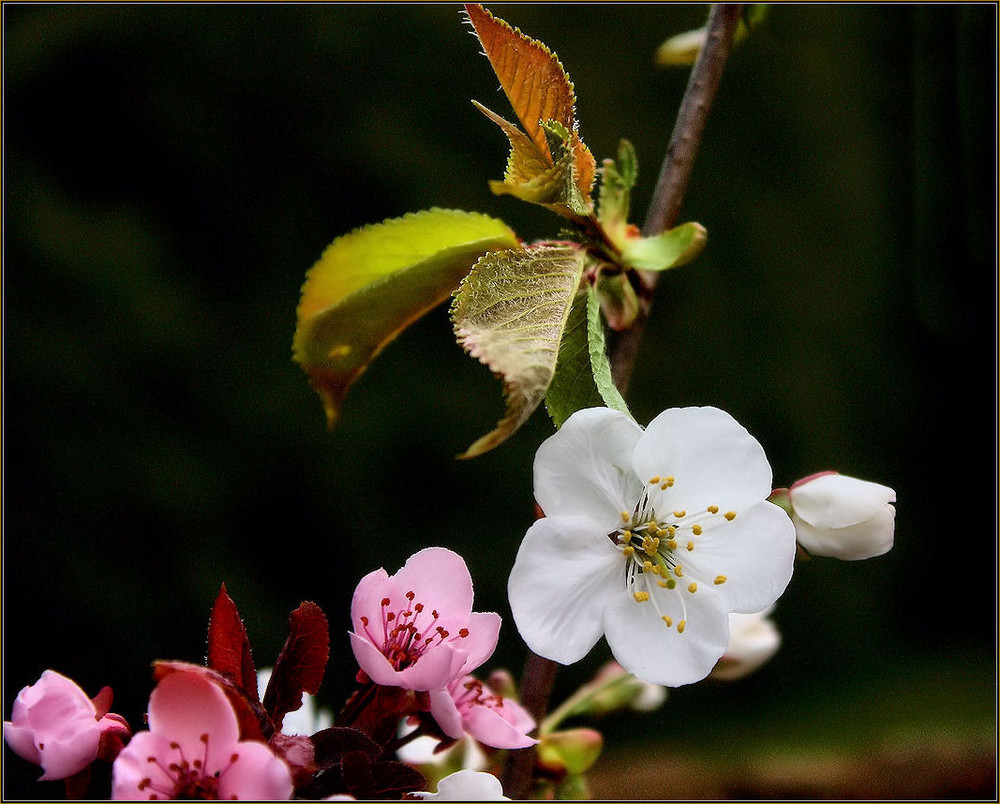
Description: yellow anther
667,539,678,551
654,527,667,538
724,511,737,521
634,591,650,603
673,510,686,518
667,525,677,536
651,564,662,575
621,529,633,540
623,545,635,558
621,511,631,523
677,620,687,634
688,582,698,594
657,579,669,588
660,482,670,490
673,565,684,577
642,560,653,573
707,505,719,514
714,575,727,585
662,615,673,627
686,541,695,552
692,524,703,536
665,476,675,486
649,476,660,485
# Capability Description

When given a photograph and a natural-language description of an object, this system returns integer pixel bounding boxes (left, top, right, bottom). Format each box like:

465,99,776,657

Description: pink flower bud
4,670,129,781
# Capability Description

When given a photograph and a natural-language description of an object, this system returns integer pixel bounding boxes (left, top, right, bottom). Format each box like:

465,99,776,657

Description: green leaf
293,209,519,427
546,284,630,427
618,221,708,272
451,244,586,458
475,102,590,219
597,139,638,238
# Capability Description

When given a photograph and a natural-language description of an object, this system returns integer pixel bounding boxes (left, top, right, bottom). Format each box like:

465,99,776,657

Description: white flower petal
603,583,731,687
790,473,896,529
632,407,773,514
682,501,796,614
533,408,644,525
793,505,895,560
508,516,622,665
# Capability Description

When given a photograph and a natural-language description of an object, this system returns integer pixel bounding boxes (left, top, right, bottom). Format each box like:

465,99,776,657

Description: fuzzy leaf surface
452,244,585,457
545,285,630,427
293,209,518,426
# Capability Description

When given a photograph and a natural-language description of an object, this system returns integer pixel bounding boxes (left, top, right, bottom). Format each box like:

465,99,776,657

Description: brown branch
501,6,744,799
611,3,743,394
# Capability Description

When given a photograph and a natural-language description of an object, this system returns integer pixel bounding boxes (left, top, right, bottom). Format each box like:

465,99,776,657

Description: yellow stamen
649,476,660,485
665,476,675,486
677,620,687,634
651,564,662,575
707,505,719,514
673,510,686,518
686,541,695,551
688,582,698,594
634,591,650,603
667,525,677,536
642,560,653,573
621,511,631,523
622,545,634,558
621,529,633,541
714,575,727,585
667,540,678,551
662,615,673,627
692,524,703,536
673,565,684,577
724,511,737,521
657,579,669,588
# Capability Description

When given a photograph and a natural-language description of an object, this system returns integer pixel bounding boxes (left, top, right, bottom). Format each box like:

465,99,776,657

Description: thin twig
611,3,743,394
502,6,744,799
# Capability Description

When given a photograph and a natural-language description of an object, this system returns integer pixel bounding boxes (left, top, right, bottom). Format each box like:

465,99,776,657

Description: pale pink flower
350,548,501,691
429,675,537,750
111,669,292,800
710,608,782,681
4,670,129,781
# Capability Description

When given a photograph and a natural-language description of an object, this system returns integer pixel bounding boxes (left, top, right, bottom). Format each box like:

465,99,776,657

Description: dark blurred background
3,4,995,799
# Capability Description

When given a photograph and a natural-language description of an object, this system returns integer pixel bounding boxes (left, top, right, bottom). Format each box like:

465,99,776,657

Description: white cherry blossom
508,406,796,687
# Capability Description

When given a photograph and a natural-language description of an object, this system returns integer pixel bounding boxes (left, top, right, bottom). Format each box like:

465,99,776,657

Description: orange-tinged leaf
466,4,596,200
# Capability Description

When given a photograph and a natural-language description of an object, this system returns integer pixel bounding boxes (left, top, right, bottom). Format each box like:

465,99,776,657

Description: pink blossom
350,548,501,691
429,675,537,750
111,669,292,800
4,670,130,781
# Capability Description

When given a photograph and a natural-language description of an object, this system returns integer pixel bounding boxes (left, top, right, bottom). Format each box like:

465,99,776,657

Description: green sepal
617,221,707,272
545,284,631,426
596,139,638,239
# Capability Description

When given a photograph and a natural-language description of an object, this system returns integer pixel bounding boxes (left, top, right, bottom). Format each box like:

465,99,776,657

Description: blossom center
609,475,737,633
453,678,505,715
137,733,239,800
359,591,470,670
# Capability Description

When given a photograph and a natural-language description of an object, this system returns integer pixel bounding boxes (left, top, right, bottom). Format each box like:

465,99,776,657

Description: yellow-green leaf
293,209,518,427
451,244,586,458
618,221,708,272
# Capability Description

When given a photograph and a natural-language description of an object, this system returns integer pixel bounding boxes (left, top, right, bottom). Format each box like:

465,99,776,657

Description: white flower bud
710,608,781,682
787,472,896,560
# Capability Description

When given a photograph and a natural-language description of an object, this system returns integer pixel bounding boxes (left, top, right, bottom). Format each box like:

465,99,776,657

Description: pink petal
350,568,393,633
455,612,501,676
393,548,474,620
217,740,293,800
147,671,239,755
461,706,537,750
111,731,174,799
428,688,463,739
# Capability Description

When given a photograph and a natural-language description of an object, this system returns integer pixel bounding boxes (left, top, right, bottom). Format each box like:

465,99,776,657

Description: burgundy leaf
205,583,258,701
371,760,428,799
311,726,381,771
341,750,376,800
263,601,330,730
